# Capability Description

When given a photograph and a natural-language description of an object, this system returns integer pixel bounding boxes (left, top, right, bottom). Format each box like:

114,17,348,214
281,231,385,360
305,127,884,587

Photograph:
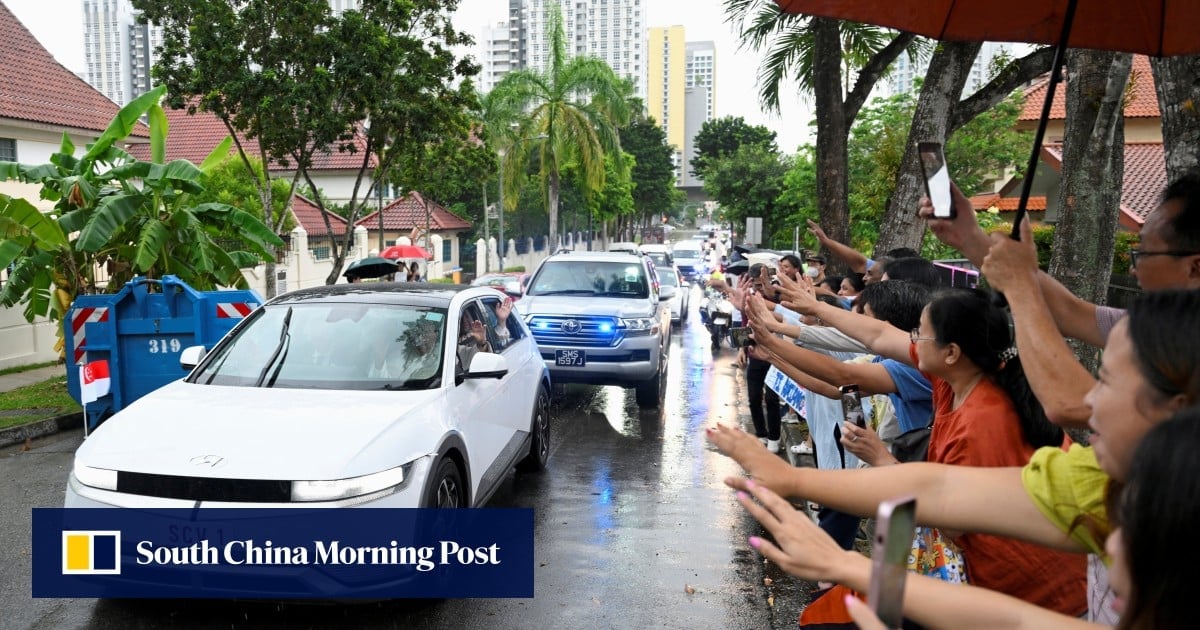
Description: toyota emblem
189,455,226,468
561,319,582,334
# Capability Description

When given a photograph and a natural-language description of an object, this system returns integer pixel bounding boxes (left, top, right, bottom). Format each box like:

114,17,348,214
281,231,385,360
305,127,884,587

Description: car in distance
471,272,531,300
516,251,670,408
638,243,673,270
656,267,689,325
66,284,551,510
672,241,705,282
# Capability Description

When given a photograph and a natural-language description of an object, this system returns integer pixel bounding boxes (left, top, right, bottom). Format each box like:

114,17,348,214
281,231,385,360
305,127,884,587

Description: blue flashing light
598,322,613,333
536,321,551,330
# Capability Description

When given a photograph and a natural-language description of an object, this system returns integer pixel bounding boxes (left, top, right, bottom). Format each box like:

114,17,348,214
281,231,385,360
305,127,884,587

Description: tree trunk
875,42,982,256
1050,51,1132,371
1150,54,1200,182
812,18,852,272
548,170,560,250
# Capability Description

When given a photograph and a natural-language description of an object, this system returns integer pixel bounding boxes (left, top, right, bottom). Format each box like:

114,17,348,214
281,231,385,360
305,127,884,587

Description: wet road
0,289,810,629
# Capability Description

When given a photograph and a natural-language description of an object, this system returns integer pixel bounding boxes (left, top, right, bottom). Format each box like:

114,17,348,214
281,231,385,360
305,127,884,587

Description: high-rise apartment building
481,0,644,99
888,42,1014,96
82,0,139,104
646,28,715,187
480,21,516,93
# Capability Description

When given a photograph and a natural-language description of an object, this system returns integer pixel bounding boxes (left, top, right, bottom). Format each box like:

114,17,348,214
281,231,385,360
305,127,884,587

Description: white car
656,267,689,325
66,285,551,510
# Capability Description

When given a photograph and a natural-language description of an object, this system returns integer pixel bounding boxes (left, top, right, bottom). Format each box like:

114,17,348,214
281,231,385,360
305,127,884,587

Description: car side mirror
504,289,523,299
180,345,207,370
464,352,508,380
659,285,677,298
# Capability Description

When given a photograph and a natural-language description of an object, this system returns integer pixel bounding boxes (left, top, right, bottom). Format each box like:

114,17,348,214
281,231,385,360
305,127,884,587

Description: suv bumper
536,338,661,386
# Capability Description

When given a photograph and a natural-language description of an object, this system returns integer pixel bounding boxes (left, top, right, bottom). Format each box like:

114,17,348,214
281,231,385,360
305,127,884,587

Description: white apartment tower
481,22,516,93
888,42,1014,96
685,41,715,120
484,0,644,99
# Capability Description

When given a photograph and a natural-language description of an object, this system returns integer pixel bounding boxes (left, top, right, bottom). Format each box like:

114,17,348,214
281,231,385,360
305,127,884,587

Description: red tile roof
0,3,148,137
976,142,1164,229
357,191,472,231
1020,55,1159,122
124,105,376,171
291,194,350,236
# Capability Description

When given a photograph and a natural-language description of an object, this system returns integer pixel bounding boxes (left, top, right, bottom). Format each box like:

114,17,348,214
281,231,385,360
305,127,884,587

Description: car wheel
635,356,665,409
517,386,550,472
426,458,466,508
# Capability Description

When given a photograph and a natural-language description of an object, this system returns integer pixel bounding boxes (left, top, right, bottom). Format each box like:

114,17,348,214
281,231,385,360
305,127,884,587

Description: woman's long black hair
1116,406,1200,630
926,288,1062,448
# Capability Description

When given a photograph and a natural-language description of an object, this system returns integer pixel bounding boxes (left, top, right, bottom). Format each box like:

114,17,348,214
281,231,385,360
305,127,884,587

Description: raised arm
736,480,1096,630
772,274,912,364
981,218,1094,428
809,219,870,274
706,424,1083,553
920,185,1105,347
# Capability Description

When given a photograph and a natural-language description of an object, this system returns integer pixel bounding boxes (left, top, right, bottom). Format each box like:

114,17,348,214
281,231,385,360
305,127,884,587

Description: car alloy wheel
517,386,550,472
428,457,465,508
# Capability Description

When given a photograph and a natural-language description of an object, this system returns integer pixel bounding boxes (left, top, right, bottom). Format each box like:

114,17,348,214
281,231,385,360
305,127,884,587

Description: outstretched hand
775,270,819,315
733,479,859,583
496,297,514,323
981,216,1039,294
807,219,829,244
840,421,895,467
917,181,982,252
706,423,797,496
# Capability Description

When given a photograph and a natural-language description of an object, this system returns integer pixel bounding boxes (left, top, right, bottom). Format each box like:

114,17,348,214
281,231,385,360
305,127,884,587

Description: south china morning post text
32,508,535,599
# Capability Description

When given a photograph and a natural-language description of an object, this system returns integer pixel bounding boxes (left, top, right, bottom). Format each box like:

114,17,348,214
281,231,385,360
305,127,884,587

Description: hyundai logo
561,319,583,334
189,455,226,468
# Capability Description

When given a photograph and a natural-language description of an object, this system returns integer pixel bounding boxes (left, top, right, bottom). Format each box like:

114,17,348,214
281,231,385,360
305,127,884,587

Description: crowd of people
704,171,1200,628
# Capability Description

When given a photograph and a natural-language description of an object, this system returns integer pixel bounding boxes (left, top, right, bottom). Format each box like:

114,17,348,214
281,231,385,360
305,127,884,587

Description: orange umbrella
774,0,1200,233
380,244,431,260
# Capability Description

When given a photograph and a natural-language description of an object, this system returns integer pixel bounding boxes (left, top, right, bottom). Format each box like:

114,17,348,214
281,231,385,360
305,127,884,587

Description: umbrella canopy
773,1,1199,57
380,244,431,260
725,260,751,275
344,256,400,280
774,0,1200,233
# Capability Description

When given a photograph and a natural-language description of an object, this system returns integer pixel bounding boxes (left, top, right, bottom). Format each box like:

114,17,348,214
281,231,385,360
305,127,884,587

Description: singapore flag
80,360,111,405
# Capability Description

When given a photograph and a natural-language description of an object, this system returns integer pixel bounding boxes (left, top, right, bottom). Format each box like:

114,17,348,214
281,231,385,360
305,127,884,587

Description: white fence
475,231,609,274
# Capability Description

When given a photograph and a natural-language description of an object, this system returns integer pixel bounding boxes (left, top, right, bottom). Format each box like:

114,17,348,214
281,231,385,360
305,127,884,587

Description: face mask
806,266,821,278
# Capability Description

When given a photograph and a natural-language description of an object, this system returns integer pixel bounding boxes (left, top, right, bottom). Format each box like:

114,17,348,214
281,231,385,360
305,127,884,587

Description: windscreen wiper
256,307,292,387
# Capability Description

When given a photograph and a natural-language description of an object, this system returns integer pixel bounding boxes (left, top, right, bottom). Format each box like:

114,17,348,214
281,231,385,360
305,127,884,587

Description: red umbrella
380,244,431,260
774,0,1200,233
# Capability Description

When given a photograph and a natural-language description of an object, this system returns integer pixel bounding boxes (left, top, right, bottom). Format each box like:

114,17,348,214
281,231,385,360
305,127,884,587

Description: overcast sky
7,0,816,150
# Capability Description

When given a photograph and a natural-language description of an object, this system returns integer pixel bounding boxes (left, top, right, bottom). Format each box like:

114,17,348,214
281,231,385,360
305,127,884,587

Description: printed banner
33,508,534,599
765,365,806,417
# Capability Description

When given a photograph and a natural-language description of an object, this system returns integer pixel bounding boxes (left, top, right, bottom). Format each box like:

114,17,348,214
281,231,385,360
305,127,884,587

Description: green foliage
620,118,677,220
489,4,630,244
197,157,295,232
502,265,527,272
1,87,282,337
924,216,1136,275
689,116,778,178
702,144,791,244
0,375,79,431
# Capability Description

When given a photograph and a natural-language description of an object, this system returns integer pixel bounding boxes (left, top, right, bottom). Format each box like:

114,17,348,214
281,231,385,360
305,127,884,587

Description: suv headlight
73,462,118,491
620,317,659,336
291,462,414,502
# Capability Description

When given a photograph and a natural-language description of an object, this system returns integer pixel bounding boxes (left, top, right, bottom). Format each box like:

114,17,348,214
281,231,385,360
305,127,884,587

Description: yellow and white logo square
62,530,121,575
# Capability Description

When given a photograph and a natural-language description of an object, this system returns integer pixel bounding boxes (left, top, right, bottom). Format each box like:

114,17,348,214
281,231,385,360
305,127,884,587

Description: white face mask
806,266,821,278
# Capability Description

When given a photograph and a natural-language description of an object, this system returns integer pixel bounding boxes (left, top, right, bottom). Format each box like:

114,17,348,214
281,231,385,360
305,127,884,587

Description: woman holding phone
736,406,1200,630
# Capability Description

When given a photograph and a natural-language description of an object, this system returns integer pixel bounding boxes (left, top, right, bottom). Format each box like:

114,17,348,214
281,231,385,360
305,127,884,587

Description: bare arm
809,219,870,273
736,481,1098,630
920,184,1104,347
708,424,1084,553
748,342,841,400
981,219,1095,428
772,273,912,363
751,326,898,396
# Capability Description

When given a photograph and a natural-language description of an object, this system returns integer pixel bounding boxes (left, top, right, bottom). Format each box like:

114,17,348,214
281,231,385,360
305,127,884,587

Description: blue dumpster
64,275,262,429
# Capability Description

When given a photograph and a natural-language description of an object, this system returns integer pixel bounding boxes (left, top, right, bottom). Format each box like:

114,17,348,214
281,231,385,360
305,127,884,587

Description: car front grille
117,471,292,502
528,315,621,347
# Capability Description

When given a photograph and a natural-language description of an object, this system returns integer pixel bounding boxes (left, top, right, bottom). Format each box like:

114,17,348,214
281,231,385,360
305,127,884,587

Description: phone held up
730,326,754,348
839,384,866,428
869,496,918,628
917,142,956,219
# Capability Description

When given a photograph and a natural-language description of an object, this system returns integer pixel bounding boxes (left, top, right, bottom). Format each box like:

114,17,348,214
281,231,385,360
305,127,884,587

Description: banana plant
0,85,283,356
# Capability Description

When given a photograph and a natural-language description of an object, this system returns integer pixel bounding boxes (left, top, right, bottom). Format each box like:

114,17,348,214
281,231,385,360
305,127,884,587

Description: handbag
892,425,932,463
909,525,969,584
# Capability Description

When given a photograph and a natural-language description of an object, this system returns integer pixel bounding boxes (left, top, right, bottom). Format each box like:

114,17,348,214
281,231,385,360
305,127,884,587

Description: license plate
712,316,729,326
555,349,586,366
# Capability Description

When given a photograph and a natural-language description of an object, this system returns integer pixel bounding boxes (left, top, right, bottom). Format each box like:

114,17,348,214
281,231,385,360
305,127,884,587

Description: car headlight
73,462,118,491
291,463,415,502
620,317,659,336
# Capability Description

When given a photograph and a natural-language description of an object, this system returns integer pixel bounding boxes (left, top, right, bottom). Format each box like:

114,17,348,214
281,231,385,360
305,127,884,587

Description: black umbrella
344,256,400,280
725,260,751,275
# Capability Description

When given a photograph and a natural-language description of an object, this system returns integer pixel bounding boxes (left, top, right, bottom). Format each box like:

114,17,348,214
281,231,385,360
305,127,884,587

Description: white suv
516,251,670,408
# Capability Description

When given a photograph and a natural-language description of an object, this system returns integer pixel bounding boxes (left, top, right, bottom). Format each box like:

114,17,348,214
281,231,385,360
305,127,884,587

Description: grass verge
0,375,81,431
0,360,58,377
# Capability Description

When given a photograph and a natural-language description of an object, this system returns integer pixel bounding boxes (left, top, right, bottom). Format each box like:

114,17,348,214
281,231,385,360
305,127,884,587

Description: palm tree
490,3,630,248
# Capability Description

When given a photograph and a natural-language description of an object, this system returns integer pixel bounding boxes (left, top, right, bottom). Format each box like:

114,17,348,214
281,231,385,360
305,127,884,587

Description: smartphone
729,326,754,348
917,142,955,219
869,496,918,627
839,384,866,428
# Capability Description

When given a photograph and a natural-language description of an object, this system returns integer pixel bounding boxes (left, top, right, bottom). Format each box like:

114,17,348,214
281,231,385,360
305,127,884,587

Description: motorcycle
699,287,735,351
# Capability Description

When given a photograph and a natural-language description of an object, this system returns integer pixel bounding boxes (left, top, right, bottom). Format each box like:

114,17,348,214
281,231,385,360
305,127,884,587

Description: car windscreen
189,302,447,390
528,260,649,298
673,247,701,260
655,269,679,287
473,276,522,294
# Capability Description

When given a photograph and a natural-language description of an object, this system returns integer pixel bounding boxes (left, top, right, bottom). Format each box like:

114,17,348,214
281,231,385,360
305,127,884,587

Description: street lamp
496,133,547,272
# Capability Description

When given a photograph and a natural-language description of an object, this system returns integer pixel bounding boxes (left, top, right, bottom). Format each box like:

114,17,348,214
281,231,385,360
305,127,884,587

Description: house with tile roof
974,55,1165,230
0,2,149,210
358,191,473,272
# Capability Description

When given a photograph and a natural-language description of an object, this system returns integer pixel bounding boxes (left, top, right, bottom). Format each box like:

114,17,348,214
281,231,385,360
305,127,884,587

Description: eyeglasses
1129,249,1200,267
910,328,936,344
